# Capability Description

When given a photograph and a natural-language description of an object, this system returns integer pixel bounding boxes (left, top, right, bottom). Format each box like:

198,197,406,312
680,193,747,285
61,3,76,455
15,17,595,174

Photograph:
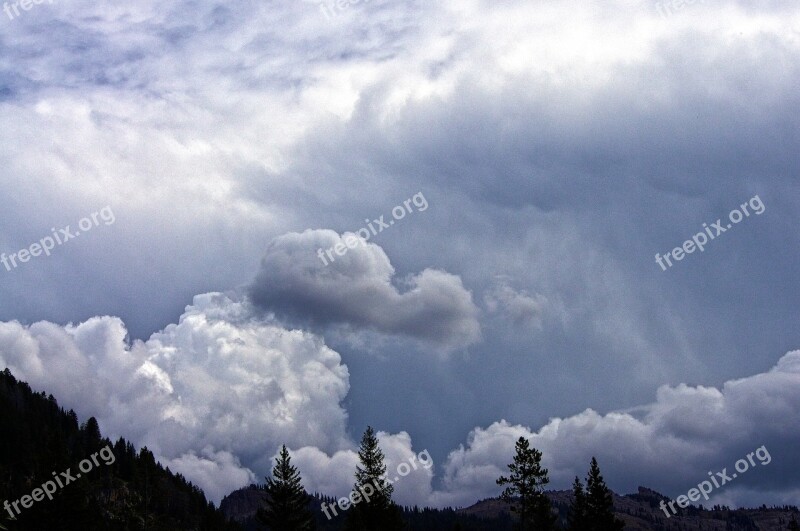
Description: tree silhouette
567,475,589,530
345,426,404,530
257,445,314,531
82,417,103,454
0,369,237,530
585,457,624,530
496,436,555,531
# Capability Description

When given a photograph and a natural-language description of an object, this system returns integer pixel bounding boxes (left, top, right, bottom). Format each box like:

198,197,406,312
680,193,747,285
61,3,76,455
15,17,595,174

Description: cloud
0,290,443,504
2,292,800,508
164,448,257,504
370,431,436,507
0,0,798,512
0,292,352,503
291,430,435,507
430,350,800,508
248,229,481,350
290,446,360,499
483,279,547,328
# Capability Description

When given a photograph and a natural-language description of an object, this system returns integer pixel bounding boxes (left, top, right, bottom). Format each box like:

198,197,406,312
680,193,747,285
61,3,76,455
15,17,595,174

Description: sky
0,0,799,510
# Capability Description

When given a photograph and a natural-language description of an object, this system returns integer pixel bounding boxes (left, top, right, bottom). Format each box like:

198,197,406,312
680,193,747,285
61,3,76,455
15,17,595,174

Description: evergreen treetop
258,444,314,531
584,457,624,531
353,426,393,507
345,426,404,531
567,475,589,531
496,436,555,531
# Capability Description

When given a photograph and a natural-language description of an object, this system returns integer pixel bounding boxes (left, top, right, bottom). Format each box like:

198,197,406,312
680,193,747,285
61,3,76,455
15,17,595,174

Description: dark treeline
0,368,238,530
228,487,515,531
247,430,620,531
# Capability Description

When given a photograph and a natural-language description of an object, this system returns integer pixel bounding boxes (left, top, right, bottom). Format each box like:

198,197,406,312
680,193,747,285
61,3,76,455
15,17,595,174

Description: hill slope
0,368,240,530
222,484,800,530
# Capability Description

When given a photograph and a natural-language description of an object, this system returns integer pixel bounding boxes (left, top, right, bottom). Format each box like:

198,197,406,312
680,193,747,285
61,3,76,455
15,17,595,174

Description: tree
567,476,589,530
496,436,555,531
584,457,624,530
81,416,103,454
345,426,405,531
257,445,314,531
788,515,800,530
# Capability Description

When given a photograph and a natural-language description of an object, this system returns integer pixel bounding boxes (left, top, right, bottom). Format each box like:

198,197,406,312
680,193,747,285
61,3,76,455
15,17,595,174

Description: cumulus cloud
0,293,352,502
2,290,800,508
248,229,481,350
164,448,257,504
291,430,435,507
290,446,360,499
430,350,800,508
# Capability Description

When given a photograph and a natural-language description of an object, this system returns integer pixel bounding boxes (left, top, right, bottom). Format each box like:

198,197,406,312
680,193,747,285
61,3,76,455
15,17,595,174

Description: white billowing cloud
139,293,351,458
291,431,435,507
2,293,800,508
163,448,257,504
290,446,360,499
430,350,800,508
373,431,436,507
0,316,166,432
0,292,352,503
430,420,532,508
249,229,481,351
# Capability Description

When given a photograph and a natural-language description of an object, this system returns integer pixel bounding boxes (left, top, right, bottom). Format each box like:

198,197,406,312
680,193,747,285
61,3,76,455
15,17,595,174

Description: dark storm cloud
227,4,799,498
248,229,481,350
0,0,798,508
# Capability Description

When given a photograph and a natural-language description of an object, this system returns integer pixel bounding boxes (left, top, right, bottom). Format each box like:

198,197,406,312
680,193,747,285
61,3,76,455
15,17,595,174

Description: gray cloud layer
0,0,798,509
248,229,481,350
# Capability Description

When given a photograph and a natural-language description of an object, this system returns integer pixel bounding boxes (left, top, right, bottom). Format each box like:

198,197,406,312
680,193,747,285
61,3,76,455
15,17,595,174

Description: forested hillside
0,369,239,530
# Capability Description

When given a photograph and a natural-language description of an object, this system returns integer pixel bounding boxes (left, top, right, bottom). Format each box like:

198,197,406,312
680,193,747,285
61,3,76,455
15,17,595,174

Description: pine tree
496,436,555,531
567,475,589,530
584,457,624,530
257,445,314,531
345,426,405,531
82,416,103,454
